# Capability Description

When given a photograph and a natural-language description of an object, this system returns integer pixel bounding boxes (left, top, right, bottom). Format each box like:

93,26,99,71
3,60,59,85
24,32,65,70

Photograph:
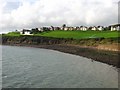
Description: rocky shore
2,35,120,68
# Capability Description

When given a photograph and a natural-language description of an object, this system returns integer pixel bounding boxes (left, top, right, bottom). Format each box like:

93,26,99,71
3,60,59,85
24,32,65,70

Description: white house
38,28,44,32
20,29,33,35
83,26,88,31
63,27,68,30
75,27,80,30
91,26,97,31
80,26,88,31
116,26,120,31
111,26,116,31
69,27,74,31
110,24,120,31
97,26,104,31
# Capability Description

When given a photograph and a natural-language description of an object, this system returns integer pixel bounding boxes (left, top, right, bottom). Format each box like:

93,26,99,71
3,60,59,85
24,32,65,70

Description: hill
34,30,119,39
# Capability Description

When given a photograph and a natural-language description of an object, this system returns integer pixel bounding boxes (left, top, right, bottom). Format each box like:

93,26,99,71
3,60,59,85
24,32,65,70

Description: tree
104,27,110,31
62,24,66,30
31,28,39,34
51,26,54,30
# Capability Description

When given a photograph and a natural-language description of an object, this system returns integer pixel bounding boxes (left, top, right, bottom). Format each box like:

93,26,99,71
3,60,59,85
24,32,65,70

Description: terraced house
19,24,120,35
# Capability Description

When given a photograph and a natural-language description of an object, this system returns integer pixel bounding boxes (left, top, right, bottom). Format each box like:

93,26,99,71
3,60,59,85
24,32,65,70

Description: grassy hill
35,30,119,39
2,31,21,36
2,30,119,39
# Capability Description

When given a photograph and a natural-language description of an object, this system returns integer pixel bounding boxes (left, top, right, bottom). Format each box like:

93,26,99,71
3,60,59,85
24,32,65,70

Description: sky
0,0,119,33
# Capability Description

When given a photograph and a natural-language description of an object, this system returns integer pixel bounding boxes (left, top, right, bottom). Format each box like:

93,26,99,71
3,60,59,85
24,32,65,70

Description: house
64,27,69,31
51,26,55,31
80,26,88,31
91,26,97,31
110,26,116,31
88,27,93,30
54,27,61,30
69,27,74,31
75,27,80,30
83,26,88,31
49,26,61,31
97,26,104,31
38,28,44,32
110,24,120,31
41,27,51,31
20,29,33,35
60,27,63,30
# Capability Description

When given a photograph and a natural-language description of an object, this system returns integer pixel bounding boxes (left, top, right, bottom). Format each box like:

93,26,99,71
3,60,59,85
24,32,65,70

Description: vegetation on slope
3,31,20,36
35,30,119,39
3,30,119,39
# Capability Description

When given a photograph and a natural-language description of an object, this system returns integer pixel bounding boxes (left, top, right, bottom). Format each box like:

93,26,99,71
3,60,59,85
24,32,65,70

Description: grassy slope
3,32,21,36
2,30,119,39
35,30,119,39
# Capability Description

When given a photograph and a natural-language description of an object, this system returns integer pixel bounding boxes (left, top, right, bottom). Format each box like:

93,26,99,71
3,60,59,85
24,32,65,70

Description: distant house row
20,24,120,35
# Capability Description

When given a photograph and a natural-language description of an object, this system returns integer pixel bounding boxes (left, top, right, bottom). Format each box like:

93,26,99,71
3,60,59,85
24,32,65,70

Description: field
2,32,21,36
3,30,119,39
34,30,119,39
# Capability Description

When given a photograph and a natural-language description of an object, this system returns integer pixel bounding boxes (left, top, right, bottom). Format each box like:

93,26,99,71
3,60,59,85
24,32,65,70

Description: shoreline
2,36,120,68
2,43,120,68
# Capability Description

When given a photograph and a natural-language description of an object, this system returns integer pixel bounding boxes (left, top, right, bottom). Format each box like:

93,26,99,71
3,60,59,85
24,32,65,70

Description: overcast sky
0,0,119,33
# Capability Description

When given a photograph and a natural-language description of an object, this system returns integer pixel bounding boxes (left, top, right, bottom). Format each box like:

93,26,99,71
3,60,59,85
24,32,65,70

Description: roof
23,29,31,32
110,24,120,26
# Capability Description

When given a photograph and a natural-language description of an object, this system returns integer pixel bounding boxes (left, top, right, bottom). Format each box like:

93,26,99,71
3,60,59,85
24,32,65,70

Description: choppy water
2,45,118,88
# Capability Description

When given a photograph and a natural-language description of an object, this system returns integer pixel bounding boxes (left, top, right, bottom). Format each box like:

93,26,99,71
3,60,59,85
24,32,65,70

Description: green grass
3,30,120,39
34,30,119,39
2,32,21,37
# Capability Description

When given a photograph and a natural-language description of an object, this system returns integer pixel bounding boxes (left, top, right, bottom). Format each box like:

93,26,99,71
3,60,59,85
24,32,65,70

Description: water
2,45,118,88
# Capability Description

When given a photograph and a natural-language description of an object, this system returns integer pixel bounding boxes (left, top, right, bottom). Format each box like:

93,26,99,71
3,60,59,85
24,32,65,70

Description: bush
8,32,20,35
